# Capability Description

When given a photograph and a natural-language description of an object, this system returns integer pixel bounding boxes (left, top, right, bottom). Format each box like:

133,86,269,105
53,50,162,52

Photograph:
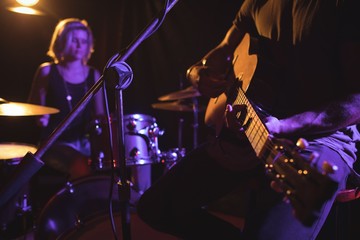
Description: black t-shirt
234,0,360,118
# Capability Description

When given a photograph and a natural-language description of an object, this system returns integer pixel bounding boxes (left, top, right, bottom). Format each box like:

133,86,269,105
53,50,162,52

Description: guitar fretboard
234,87,270,157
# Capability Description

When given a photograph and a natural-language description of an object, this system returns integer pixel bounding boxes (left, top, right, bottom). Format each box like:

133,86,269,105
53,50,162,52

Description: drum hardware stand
17,193,32,215
175,97,199,151
178,117,184,149
192,97,199,149
177,74,185,150
16,193,33,236
0,1,179,240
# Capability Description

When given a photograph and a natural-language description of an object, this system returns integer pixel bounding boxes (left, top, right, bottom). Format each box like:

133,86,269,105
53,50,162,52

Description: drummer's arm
28,63,51,127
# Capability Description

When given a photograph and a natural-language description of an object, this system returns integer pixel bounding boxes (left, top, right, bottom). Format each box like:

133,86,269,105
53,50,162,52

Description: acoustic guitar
204,33,338,226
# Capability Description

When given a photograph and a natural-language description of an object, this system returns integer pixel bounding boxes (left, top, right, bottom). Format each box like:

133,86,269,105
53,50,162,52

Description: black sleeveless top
41,64,95,142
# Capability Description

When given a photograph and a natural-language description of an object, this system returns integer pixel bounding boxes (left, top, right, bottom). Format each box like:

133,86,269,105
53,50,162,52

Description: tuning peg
322,161,338,174
296,138,309,150
309,151,320,162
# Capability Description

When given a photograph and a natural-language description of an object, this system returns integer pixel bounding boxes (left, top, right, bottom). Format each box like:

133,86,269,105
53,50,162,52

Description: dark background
1,3,359,238
0,0,243,153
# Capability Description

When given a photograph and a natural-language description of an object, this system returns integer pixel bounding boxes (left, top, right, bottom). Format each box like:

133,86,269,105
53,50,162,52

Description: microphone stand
104,1,179,239
0,1,179,240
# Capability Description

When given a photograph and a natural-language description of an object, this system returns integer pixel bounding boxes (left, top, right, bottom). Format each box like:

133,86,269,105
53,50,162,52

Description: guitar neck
203,33,339,226
234,88,270,157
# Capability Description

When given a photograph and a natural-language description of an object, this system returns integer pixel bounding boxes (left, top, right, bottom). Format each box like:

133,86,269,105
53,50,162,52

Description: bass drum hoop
35,175,140,240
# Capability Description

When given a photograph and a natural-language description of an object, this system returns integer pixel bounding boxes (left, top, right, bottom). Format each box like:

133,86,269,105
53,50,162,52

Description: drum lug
126,119,137,131
74,215,85,230
66,181,75,194
16,194,32,213
129,147,140,158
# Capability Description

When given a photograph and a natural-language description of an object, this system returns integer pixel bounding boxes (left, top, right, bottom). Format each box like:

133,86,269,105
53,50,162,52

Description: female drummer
28,18,105,180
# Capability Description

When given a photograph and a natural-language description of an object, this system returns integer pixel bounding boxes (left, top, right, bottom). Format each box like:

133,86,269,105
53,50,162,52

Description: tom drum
90,114,162,170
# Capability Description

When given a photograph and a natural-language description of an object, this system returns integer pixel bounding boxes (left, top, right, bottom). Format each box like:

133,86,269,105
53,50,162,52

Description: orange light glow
7,6,44,15
16,0,39,7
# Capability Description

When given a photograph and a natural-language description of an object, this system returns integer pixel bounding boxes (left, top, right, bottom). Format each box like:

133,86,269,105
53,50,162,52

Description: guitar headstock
263,138,338,226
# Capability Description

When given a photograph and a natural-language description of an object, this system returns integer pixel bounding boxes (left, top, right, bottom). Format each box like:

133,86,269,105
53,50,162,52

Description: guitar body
204,93,227,134
204,33,261,170
204,33,258,136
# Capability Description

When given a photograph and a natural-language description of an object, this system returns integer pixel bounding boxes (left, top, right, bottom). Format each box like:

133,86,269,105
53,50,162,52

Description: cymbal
152,100,205,112
0,142,37,160
0,98,59,116
158,86,201,101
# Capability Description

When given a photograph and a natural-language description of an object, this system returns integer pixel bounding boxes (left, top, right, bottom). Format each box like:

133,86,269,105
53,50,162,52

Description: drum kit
152,86,204,150
0,86,203,239
0,98,59,239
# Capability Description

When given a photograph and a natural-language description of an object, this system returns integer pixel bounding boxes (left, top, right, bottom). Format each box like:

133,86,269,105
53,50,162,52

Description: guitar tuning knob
296,138,309,150
308,151,320,162
322,161,338,174
264,163,276,176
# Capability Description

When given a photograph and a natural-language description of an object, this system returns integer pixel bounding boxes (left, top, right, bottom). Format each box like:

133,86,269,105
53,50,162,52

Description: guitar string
225,33,273,160
235,89,299,188
227,37,280,163
235,88,275,158
235,89,268,145
226,81,274,158
228,48,273,158
236,89,316,186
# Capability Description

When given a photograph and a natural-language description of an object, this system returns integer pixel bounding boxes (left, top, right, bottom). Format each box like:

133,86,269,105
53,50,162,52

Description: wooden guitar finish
204,33,338,226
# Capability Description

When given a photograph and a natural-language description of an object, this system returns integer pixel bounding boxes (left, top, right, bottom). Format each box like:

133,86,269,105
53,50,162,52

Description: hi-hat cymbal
152,100,205,112
158,86,201,101
0,98,59,116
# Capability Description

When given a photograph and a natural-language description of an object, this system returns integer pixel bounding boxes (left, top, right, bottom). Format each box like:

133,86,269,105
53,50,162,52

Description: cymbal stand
192,97,199,149
177,75,184,150
178,117,184,149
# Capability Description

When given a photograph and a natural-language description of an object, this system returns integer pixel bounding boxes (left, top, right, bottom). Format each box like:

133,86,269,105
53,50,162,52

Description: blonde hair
47,18,94,64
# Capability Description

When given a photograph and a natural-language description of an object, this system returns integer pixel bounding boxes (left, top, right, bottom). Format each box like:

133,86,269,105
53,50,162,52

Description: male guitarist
137,0,360,239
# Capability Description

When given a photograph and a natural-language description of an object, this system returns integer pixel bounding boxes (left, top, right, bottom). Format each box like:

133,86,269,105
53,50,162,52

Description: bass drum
35,175,141,240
